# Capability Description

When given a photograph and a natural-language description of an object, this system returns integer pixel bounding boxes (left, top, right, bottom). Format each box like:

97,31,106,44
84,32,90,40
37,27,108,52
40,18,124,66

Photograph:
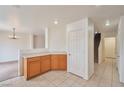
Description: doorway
104,37,116,61
94,33,101,63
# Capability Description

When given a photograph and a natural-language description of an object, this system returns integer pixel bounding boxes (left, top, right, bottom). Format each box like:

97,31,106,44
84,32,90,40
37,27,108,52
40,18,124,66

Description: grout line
1,62,123,87
97,61,108,86
43,71,69,87
111,59,114,87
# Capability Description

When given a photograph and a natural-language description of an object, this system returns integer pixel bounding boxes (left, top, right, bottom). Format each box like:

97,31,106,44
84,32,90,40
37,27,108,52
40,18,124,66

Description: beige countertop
23,51,67,58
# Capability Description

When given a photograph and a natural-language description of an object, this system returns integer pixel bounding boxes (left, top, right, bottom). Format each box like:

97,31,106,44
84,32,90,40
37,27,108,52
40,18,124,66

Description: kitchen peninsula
22,50,67,80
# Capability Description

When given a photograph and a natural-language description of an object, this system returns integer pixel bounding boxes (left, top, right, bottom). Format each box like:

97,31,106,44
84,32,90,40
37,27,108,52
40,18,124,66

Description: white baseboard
0,60,18,63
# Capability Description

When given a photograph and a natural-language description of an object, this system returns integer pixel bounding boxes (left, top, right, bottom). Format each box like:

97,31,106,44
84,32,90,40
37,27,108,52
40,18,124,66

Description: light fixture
105,20,110,26
95,32,98,34
54,20,58,25
95,32,101,34
8,28,20,39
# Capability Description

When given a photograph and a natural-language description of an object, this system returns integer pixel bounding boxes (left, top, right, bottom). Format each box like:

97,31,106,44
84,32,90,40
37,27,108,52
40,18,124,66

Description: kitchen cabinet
51,55,59,70
24,56,41,80
59,55,67,70
24,54,67,80
28,61,41,77
51,55,67,70
41,55,51,73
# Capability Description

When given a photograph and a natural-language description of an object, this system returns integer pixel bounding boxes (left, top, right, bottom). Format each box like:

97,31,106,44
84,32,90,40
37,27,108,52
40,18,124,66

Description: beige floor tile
0,59,124,87
49,77,67,86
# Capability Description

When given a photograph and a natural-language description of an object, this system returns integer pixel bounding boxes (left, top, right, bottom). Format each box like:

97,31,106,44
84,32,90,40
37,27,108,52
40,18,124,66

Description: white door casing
67,18,94,80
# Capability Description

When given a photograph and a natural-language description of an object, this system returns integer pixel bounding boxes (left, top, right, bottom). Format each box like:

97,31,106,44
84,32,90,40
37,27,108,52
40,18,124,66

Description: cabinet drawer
41,55,51,60
27,56,40,62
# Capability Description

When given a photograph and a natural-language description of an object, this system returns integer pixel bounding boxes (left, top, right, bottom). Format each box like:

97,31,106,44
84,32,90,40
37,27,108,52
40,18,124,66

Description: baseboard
0,60,18,64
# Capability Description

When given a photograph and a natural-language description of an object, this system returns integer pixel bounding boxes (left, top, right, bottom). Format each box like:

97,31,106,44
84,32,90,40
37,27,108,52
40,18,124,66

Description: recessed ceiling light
105,20,110,26
54,20,58,25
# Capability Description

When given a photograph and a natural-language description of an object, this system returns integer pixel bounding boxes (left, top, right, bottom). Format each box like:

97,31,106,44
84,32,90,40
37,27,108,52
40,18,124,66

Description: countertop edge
23,52,67,58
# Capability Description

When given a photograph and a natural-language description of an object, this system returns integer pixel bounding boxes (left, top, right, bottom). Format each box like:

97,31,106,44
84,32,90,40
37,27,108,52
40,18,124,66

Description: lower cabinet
51,55,59,70
24,56,41,80
41,55,51,73
59,55,67,70
51,55,67,70
28,61,41,77
24,54,67,80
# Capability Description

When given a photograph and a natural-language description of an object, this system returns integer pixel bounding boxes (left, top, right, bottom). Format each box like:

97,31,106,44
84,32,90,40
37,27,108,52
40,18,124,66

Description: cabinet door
51,55,59,70
28,61,41,78
59,55,67,70
41,56,51,73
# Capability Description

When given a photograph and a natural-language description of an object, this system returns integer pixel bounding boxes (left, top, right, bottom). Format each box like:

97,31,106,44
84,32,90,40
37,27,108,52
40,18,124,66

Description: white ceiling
0,5,124,33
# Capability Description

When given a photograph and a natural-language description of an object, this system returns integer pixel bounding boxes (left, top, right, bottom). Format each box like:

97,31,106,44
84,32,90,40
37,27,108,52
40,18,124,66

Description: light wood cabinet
24,54,67,80
24,56,41,80
59,55,67,70
51,55,67,70
28,61,41,77
51,55,59,70
41,55,51,73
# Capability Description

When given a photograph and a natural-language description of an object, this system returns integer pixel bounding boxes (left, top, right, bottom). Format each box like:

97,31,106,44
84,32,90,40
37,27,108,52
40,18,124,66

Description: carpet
0,61,18,82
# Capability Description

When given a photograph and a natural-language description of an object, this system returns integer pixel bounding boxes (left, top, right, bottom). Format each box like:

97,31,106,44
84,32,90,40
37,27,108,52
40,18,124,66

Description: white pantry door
68,30,85,77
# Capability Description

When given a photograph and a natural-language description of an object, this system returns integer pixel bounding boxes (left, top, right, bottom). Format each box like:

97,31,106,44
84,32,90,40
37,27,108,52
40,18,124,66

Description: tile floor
0,59,124,87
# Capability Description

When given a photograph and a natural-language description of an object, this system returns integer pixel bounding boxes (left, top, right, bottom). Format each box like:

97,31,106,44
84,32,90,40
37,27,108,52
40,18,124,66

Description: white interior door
104,37,116,59
68,30,85,77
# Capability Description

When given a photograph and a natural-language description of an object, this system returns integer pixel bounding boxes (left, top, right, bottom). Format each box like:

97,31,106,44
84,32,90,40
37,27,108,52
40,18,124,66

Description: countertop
23,51,67,58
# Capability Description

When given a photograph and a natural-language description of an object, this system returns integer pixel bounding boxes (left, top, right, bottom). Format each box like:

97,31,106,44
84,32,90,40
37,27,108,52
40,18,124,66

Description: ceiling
0,5,124,33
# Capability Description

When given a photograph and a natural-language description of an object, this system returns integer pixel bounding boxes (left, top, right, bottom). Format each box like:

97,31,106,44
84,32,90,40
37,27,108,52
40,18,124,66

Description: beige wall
102,30,117,37
0,31,31,62
33,34,45,48
48,26,66,51
88,19,94,78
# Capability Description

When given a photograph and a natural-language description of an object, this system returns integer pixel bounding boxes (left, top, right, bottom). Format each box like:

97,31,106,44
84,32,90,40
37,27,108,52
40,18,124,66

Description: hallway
0,60,124,87
86,59,123,87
